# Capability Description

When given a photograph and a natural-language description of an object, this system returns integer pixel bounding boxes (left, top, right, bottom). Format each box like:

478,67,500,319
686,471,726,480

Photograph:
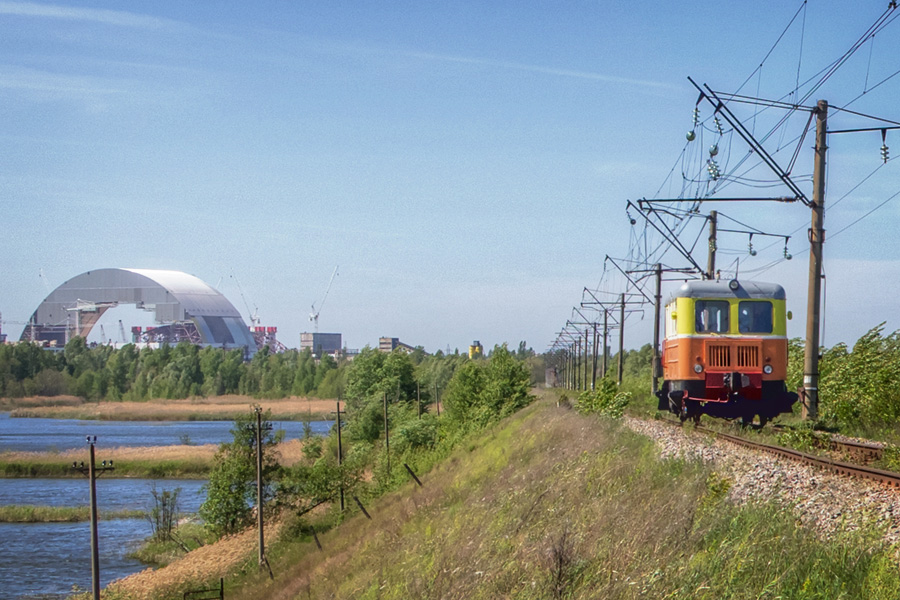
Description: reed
0,505,145,522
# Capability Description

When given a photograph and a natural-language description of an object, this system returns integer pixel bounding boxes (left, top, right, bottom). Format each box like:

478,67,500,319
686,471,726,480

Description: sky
2,1,900,354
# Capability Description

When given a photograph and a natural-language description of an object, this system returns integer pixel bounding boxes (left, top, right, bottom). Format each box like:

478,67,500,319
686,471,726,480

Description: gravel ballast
624,416,900,544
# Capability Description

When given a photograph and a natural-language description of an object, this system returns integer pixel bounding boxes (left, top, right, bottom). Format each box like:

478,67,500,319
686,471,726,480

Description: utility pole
254,408,267,569
416,382,421,418
652,264,663,394
804,100,828,421
591,322,598,390
617,293,625,385
602,310,608,379
72,436,114,600
332,399,345,511
383,392,390,473
583,328,589,391
706,210,718,279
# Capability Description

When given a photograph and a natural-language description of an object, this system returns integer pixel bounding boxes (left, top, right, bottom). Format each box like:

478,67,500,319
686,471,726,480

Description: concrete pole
256,409,265,567
336,399,344,511
602,310,609,379
383,392,390,473
591,322,598,390
617,293,625,385
707,210,718,279
88,443,100,600
804,100,828,421
652,264,662,394
583,328,589,391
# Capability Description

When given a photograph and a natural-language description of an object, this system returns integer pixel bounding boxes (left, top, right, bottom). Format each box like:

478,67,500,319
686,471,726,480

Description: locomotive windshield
695,300,729,333
738,301,774,333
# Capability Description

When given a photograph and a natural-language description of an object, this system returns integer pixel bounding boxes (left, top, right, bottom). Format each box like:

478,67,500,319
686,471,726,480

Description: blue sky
2,1,900,353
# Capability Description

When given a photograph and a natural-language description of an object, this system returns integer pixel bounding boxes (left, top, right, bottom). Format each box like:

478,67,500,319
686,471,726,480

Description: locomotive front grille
707,344,730,368
736,345,760,368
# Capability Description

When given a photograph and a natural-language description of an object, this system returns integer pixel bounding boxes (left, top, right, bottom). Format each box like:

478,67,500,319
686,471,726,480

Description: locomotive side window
738,301,773,333
695,300,729,333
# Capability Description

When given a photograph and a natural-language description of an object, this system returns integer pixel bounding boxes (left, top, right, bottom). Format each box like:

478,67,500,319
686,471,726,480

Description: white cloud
0,1,178,30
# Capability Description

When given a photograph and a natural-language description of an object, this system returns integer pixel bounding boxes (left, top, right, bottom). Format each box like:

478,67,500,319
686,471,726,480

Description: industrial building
300,332,342,357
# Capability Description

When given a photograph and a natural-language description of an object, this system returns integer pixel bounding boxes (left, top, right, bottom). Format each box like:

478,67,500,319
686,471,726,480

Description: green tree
199,409,281,536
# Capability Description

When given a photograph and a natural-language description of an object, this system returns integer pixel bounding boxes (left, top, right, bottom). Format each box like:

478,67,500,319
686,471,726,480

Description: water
0,411,334,600
0,479,208,600
0,412,333,453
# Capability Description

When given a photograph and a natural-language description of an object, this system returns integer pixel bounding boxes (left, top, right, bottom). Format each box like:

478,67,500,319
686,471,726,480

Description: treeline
0,338,343,401
199,343,534,536
0,337,546,403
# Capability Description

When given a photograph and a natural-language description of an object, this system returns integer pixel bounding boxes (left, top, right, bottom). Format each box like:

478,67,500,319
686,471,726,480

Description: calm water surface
0,412,332,452
0,412,334,600
0,479,207,600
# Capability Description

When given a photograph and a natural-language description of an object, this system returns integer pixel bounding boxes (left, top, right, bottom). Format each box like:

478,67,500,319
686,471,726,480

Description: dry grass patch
9,396,341,421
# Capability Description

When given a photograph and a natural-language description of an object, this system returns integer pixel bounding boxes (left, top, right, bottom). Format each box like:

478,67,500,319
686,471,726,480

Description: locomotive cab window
695,300,729,333
738,301,773,333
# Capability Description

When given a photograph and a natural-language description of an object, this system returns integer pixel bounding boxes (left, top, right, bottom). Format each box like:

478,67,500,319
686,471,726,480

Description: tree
199,408,281,536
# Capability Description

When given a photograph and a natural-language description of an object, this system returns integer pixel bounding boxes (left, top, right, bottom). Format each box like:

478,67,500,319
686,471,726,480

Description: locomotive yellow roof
669,279,786,301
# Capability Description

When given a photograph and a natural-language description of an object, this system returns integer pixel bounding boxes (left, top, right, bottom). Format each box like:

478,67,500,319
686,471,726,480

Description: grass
5,395,339,421
101,391,900,600
127,522,215,567
0,505,145,522
0,438,311,478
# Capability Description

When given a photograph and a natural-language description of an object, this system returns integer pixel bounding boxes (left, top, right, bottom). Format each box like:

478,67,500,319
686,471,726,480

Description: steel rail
656,417,899,487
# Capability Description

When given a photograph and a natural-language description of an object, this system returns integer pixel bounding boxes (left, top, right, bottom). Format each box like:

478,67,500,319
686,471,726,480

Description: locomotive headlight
693,363,704,374
763,364,774,375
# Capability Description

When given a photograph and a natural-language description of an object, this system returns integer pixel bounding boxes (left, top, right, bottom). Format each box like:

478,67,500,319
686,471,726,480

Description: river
0,412,333,452
0,414,331,599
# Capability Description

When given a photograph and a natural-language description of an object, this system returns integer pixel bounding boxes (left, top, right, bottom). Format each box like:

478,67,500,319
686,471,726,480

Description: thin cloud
0,65,126,95
0,1,180,30
406,50,679,91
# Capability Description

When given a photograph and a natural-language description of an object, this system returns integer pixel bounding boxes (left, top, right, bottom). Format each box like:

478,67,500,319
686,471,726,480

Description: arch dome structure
21,268,257,351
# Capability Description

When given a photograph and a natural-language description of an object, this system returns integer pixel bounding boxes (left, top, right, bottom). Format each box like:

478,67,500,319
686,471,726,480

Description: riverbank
0,438,310,478
5,395,339,421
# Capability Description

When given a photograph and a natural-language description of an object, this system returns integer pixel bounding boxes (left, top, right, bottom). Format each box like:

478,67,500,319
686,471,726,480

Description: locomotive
656,278,798,426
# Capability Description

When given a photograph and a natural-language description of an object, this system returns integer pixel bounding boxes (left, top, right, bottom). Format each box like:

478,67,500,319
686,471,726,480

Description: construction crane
309,266,339,333
118,320,127,344
231,272,261,328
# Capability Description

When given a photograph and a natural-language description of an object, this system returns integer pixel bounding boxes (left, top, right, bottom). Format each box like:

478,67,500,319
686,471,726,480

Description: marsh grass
0,438,310,478
0,505,144,522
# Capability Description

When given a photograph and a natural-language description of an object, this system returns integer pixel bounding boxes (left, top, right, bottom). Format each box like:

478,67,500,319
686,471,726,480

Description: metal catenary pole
804,100,828,421
591,322,598,390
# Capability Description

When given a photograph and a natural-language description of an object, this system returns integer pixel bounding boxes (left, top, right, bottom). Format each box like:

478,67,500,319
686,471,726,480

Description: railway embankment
101,395,900,600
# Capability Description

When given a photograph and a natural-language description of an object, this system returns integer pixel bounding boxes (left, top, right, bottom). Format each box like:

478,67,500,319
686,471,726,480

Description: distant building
378,337,423,354
300,332,342,357
468,340,483,359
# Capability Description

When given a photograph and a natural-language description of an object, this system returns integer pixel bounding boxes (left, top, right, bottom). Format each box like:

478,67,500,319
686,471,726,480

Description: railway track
660,417,900,488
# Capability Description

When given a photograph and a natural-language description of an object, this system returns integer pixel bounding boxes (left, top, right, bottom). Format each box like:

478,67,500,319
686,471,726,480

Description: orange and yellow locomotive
657,279,797,425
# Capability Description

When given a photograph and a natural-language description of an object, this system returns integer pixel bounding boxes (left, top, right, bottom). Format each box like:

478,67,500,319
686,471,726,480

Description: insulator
881,144,889,163
707,160,720,180
693,107,700,127
709,144,719,157
686,130,696,142
714,117,724,135
784,248,792,260
748,242,757,257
